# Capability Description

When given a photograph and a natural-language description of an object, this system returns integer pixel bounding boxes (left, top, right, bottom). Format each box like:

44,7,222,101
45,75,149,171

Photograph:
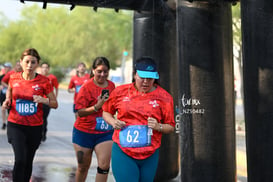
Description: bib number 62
119,125,151,148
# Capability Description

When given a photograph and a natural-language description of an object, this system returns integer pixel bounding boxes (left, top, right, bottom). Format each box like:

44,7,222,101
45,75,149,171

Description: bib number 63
95,117,113,131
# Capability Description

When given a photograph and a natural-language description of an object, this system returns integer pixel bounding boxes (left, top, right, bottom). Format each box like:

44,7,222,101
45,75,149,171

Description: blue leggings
111,142,159,182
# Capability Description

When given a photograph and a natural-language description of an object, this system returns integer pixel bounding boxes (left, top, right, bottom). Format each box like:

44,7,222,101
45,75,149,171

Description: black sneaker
1,123,6,130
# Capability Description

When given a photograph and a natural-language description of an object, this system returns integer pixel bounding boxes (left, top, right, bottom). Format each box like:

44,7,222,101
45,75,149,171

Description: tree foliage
232,3,243,98
232,3,242,70
0,4,133,69
232,3,241,53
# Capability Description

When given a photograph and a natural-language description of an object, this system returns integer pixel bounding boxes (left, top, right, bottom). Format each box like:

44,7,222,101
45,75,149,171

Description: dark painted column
176,1,235,182
133,8,179,181
241,0,273,181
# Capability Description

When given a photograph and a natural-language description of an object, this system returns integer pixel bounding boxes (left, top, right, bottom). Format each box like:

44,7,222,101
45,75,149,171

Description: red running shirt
68,73,90,103
47,74,59,90
2,70,16,84
74,77,115,134
8,72,53,126
102,83,175,160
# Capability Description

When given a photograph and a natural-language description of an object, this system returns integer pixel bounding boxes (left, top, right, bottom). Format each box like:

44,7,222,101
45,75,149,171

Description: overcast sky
0,0,27,20
0,0,64,20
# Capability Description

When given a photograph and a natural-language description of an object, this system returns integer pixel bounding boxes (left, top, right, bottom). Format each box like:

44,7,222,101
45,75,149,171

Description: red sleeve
2,71,14,84
68,76,75,89
75,84,92,110
43,75,53,95
51,75,59,88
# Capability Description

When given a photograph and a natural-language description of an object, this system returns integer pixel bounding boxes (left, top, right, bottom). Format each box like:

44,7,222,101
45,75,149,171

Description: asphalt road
0,89,115,182
0,89,247,182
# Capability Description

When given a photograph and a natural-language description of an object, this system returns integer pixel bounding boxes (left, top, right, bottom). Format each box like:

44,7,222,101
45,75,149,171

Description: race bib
95,117,113,131
16,99,37,116
119,125,151,148
1,87,7,94
75,85,81,93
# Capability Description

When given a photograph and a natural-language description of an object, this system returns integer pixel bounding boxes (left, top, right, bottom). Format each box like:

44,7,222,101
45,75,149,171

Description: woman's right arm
67,78,75,93
68,88,75,93
77,105,98,117
1,81,8,88
3,85,12,109
77,95,107,117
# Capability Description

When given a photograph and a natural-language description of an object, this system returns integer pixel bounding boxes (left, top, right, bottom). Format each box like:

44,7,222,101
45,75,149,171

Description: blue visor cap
135,62,159,79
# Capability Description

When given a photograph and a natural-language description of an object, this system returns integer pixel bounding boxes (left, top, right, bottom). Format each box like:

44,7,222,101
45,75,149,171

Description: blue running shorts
72,127,113,148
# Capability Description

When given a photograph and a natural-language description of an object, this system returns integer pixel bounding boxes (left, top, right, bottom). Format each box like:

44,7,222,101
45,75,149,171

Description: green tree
0,4,132,69
232,3,241,60
0,21,32,63
232,3,243,98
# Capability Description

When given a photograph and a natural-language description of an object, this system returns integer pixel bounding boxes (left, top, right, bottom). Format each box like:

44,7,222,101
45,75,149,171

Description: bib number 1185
16,99,37,116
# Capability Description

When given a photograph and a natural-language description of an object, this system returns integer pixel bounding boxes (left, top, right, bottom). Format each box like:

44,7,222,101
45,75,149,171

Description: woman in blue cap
103,56,175,182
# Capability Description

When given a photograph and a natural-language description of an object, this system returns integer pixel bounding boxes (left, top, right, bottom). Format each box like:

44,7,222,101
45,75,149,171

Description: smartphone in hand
101,89,109,99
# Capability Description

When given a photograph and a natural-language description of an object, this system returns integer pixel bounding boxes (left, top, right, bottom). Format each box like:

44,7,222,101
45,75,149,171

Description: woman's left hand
33,95,49,105
147,117,160,130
